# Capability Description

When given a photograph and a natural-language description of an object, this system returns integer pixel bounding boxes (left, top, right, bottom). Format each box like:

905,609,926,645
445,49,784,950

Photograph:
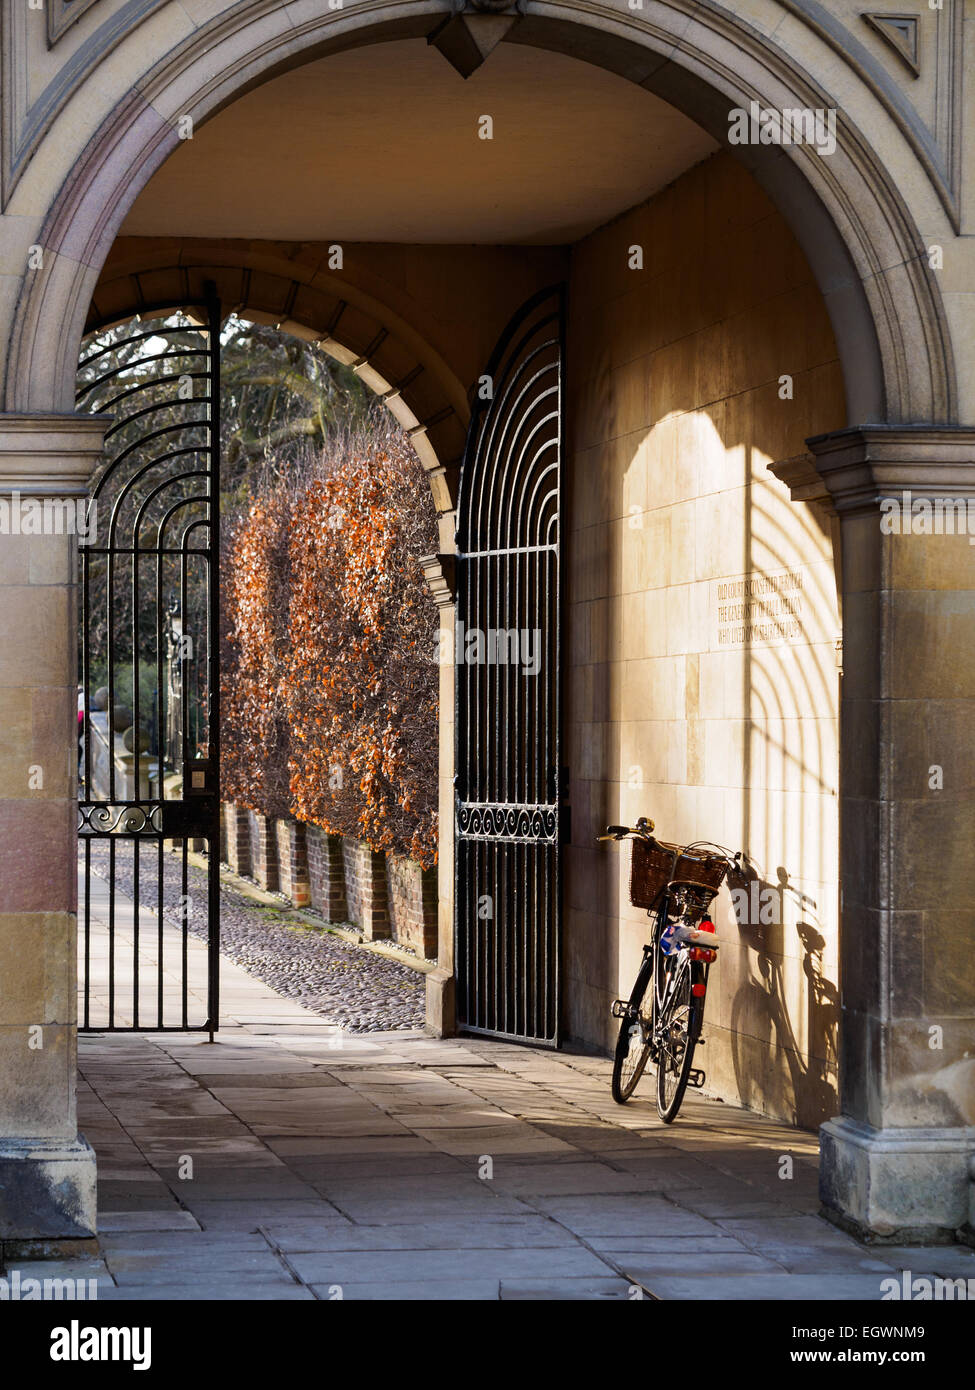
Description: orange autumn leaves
220,429,439,867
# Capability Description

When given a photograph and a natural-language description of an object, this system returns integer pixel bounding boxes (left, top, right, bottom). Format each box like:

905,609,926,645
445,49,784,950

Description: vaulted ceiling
121,39,716,245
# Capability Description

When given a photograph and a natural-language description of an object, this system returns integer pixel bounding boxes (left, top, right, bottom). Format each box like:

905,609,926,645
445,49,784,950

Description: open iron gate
455,285,566,1045
76,292,221,1034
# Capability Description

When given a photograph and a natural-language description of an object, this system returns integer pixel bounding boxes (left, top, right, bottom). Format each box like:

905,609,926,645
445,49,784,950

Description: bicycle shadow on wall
728,857,839,1131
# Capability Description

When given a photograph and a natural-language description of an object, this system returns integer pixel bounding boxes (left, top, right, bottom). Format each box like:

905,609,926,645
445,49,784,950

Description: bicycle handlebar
596,818,655,841
597,820,744,872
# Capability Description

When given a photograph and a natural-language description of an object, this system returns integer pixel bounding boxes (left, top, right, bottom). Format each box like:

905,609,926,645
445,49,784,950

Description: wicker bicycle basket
629,838,728,910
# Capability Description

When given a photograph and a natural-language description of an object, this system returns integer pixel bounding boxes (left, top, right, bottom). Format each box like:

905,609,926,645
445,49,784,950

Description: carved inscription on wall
713,570,805,647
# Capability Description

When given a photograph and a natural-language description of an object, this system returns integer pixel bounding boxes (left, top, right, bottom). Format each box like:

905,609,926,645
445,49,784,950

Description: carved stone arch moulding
3,1,957,430
1,0,963,235
1,0,170,206
81,255,470,516
774,0,964,228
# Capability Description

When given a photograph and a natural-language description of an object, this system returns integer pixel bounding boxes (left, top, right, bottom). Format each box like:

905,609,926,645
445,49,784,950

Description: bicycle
598,817,741,1122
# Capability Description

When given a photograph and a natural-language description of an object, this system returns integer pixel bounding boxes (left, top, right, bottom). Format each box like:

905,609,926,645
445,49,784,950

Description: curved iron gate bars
455,284,566,1045
77,290,221,1034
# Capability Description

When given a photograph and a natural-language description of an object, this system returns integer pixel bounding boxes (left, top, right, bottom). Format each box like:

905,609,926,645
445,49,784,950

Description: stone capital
0,414,110,497
766,451,836,511
806,426,975,515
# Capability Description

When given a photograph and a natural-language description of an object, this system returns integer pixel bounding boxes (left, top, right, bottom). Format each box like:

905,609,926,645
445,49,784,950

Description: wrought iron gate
455,285,566,1045
76,292,221,1033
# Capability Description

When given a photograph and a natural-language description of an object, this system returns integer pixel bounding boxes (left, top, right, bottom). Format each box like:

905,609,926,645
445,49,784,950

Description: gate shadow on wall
729,861,839,1130
576,408,843,1130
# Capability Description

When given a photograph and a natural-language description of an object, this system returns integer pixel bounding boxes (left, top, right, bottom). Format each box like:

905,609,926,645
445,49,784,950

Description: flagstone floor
23,870,975,1300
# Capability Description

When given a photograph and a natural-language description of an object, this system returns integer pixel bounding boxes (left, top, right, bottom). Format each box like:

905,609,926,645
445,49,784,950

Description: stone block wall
564,150,846,1129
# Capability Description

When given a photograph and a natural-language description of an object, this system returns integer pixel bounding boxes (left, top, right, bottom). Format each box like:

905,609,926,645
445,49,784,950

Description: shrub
220,417,438,866
220,491,292,817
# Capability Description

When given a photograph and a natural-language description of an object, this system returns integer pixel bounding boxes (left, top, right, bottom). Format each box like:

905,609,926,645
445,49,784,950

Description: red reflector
692,983,707,997
700,919,716,933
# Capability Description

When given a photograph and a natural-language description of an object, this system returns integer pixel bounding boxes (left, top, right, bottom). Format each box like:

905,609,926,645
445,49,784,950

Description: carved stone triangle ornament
47,0,105,47
428,0,525,79
862,12,921,77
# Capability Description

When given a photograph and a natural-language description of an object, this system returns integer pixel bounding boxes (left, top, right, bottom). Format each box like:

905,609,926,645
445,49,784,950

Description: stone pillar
0,414,108,1252
809,426,975,1243
420,553,456,1035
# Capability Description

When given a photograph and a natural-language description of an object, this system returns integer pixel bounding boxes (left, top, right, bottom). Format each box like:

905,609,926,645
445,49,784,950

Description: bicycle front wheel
655,963,704,1123
611,953,654,1103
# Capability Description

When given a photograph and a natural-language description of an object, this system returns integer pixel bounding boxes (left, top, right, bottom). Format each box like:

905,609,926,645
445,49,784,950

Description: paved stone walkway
82,840,426,1031
24,870,974,1299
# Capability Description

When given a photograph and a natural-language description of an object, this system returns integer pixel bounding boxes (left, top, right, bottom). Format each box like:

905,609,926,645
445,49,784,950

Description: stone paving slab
286,1245,611,1283
311,1194,536,1224
499,1277,636,1299
97,1211,202,1234
94,1284,316,1301
157,1201,350,1231
525,1195,722,1238
869,1246,975,1278
67,868,973,1301
260,1216,579,1252
643,1274,894,1300
310,1280,501,1300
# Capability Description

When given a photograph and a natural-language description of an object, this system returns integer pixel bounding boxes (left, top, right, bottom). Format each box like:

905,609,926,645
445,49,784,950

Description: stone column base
0,1137,96,1241
425,966,456,1038
820,1116,975,1244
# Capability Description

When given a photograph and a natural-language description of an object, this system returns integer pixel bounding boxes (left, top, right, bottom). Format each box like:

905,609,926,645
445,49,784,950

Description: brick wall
341,838,390,941
222,805,438,959
385,853,438,958
246,808,279,892
275,818,310,907
306,825,347,922
224,803,251,877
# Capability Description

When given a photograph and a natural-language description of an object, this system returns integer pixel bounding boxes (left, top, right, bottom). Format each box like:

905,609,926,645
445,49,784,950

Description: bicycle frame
641,886,704,1057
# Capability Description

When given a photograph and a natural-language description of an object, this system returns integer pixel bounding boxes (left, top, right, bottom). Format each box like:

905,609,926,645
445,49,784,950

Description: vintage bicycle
598,818,741,1122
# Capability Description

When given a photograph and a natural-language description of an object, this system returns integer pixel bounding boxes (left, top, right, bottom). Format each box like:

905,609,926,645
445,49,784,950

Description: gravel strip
80,839,425,1032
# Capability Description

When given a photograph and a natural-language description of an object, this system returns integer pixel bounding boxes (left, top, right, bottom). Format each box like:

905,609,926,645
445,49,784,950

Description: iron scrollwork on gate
76,291,221,1034
455,284,566,1045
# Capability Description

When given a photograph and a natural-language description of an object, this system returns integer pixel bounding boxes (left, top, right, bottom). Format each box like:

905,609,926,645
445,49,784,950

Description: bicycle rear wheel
611,953,654,1103
655,962,704,1123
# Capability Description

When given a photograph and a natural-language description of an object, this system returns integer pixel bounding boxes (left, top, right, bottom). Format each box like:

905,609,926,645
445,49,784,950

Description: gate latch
185,757,214,794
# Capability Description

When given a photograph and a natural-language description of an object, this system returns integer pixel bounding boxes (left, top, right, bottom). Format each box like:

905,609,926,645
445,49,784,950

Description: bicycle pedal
687,1068,706,1089
611,999,629,1019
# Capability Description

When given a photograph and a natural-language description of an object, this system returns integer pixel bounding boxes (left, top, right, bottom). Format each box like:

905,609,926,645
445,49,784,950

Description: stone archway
2,4,957,429
82,242,473,522
1,3,972,1247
